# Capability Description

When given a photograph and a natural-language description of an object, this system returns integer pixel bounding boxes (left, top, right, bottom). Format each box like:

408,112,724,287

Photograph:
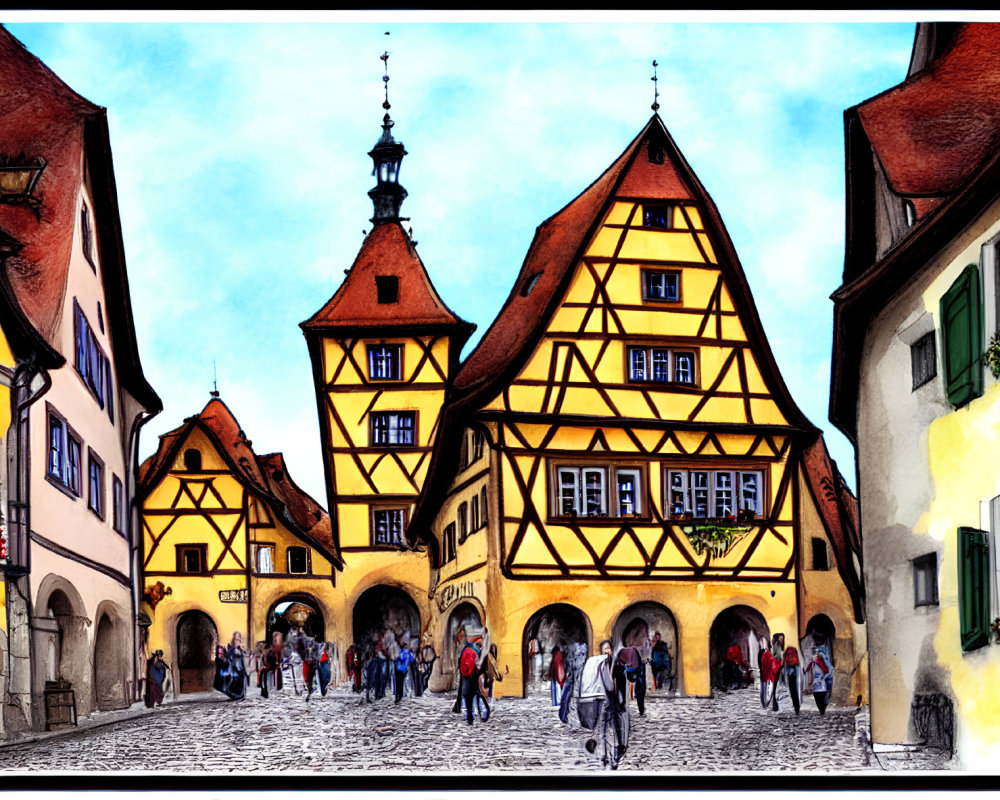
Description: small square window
375,275,398,304
370,411,416,446
177,545,206,575
372,508,406,547
643,205,673,230
914,552,939,607
811,537,829,571
911,331,937,390
368,345,402,381
643,270,680,302
287,546,309,574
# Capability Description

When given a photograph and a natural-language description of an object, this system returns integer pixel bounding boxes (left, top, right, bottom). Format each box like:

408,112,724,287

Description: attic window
376,275,399,304
647,139,665,165
183,449,202,472
643,205,673,230
522,272,543,297
0,155,45,201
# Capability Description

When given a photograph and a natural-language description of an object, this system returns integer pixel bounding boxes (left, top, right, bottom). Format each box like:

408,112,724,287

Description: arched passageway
801,613,836,666
352,585,420,659
611,601,679,693
522,603,591,697
267,594,326,643
176,611,218,693
444,602,482,690
708,605,770,693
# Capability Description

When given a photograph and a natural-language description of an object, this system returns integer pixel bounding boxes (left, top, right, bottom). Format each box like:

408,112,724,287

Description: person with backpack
782,645,804,715
547,645,565,706
804,647,833,715
394,638,417,704
559,641,588,724
650,632,671,691
613,645,647,717
580,640,629,769
458,636,482,725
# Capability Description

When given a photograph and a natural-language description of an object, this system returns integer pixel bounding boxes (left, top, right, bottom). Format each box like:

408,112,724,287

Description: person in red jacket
548,645,566,706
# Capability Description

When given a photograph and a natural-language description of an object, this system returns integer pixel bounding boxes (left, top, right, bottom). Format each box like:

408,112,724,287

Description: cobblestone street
0,680,932,775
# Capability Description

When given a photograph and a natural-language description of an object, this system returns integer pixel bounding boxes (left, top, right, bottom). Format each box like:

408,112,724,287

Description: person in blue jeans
548,645,565,706
394,643,416,704
458,639,482,724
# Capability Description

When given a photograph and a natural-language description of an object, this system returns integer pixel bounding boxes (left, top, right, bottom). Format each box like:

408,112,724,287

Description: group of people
756,632,835,715
453,627,507,724
346,629,437,705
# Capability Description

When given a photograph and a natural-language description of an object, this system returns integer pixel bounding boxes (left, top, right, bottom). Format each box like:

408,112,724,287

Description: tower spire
368,35,408,225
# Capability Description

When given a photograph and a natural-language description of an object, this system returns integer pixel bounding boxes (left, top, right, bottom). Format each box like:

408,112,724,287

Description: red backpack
459,646,478,678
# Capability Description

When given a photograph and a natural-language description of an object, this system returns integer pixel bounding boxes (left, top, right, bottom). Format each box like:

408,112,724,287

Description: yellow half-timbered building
138,396,341,693
409,113,866,699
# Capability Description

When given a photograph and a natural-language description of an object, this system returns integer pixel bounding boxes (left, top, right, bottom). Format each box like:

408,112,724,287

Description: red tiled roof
454,116,694,398
801,436,864,623
858,23,1000,210
139,397,341,568
301,222,473,332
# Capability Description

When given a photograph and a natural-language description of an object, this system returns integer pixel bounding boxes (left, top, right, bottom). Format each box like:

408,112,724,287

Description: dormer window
81,202,96,269
643,205,673,230
0,155,45,202
376,275,398,304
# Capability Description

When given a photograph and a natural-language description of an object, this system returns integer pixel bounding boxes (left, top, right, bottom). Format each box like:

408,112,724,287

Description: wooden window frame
471,494,481,532
73,299,113,415
911,331,937,391
913,551,938,607
371,507,408,547
176,543,208,576
664,466,767,522
45,405,83,499
642,204,673,230
626,344,699,387
549,462,649,523
457,502,468,543
87,448,105,520
369,410,417,447
286,545,311,575
641,269,681,304
481,486,488,527
112,474,125,535
443,522,457,564
367,344,404,382
254,543,276,574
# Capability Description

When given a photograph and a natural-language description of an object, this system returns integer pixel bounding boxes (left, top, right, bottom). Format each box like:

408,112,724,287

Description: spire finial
381,34,391,113
211,358,219,398
651,59,660,113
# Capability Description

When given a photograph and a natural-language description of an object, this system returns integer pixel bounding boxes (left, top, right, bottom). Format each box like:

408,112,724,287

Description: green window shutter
940,263,983,407
958,526,990,652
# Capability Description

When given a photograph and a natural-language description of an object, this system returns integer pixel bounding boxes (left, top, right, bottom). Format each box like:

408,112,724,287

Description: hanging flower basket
985,332,1000,379
684,523,752,558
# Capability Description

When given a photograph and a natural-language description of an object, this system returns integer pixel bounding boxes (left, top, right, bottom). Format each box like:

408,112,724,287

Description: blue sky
5,15,922,501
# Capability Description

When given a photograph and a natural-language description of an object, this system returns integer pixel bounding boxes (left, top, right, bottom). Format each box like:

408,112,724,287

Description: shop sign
219,588,248,603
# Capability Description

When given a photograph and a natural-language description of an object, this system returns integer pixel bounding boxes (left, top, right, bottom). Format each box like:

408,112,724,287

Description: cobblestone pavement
0,681,948,774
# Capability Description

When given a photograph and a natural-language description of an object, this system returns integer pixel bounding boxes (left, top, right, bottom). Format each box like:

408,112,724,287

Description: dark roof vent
376,275,399,304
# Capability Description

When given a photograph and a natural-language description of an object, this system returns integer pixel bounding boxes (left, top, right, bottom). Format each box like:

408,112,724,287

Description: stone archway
611,601,679,693
444,602,482,690
34,579,90,719
521,603,591,697
708,605,770,693
94,612,128,711
802,613,837,665
351,585,420,658
267,594,326,644
176,610,218,693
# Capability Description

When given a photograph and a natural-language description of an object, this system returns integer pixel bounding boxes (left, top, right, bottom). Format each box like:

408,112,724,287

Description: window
255,544,274,574
911,331,937,390
666,468,765,520
811,537,829,571
375,275,398,304
370,411,416,446
643,204,673,230
287,546,309,574
372,508,406,547
471,494,480,531
457,502,468,543
521,271,543,297
177,545,206,575
958,526,989,651
112,475,125,535
87,449,104,518
443,523,457,564
642,270,680,303
47,409,82,497
628,346,697,385
940,264,983,407
481,486,488,527
183,448,202,472
914,552,938,607
473,431,484,462
74,300,113,415
368,345,402,381
81,202,95,269
554,465,646,519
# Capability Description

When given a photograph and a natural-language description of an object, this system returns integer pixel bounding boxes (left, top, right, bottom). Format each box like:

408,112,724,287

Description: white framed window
370,411,416,446
627,346,697,385
368,344,402,381
554,465,645,519
616,468,642,516
643,270,680,302
666,468,765,520
255,544,274,573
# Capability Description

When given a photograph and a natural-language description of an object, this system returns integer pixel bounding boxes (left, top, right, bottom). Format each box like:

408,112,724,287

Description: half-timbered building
0,26,161,735
138,396,341,693
408,112,866,698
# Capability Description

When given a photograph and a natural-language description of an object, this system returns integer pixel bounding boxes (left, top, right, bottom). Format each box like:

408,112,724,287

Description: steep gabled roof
0,25,160,412
139,396,341,569
301,221,475,336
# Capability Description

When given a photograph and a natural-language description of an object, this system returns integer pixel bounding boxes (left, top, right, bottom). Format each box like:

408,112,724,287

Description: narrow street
0,682,918,774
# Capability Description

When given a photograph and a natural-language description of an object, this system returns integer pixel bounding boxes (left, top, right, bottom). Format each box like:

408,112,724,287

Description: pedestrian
528,637,543,686
458,635,482,725
394,637,416,704
346,643,362,692
782,645,804,714
317,641,332,696
451,626,468,713
259,631,284,698
804,647,833,715
227,632,248,701
143,649,169,708
559,641,588,724
477,642,506,721
650,632,671,691
580,640,628,769
548,645,565,706
363,644,381,704
614,645,647,717
769,633,787,712
419,635,437,693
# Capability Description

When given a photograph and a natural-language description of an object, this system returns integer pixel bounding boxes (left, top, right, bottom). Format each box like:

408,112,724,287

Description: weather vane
651,59,660,113
381,32,391,112
211,358,219,398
